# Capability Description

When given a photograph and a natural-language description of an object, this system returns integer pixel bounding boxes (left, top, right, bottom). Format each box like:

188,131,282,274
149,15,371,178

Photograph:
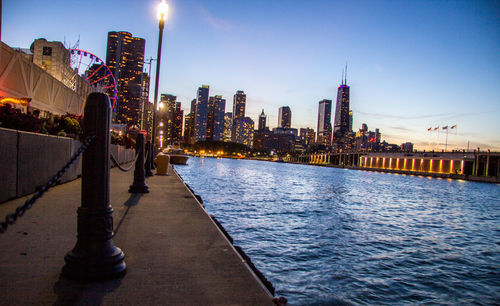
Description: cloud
196,5,233,31
388,126,415,132
354,110,483,121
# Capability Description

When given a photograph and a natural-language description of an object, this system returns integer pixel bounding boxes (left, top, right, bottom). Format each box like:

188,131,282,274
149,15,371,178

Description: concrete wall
0,127,135,203
16,131,72,196
0,128,18,202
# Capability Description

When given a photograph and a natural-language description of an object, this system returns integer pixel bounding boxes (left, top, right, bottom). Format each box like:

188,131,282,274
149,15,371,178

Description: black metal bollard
129,133,149,193
145,141,154,177
62,93,126,280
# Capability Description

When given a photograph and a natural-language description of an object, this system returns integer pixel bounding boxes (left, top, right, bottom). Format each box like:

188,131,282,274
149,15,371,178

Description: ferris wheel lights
157,1,168,21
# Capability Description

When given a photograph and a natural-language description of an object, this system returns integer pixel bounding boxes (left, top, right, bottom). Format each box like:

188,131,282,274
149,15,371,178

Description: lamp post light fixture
146,0,168,177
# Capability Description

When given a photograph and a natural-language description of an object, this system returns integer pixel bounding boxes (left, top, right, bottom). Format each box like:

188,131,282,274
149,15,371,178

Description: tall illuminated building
258,109,267,131
333,72,351,139
278,106,291,128
183,99,196,144
317,99,332,145
223,112,233,142
157,94,175,146
207,95,226,141
183,113,193,144
232,90,246,121
106,31,145,126
157,94,184,146
172,102,184,144
231,90,246,142
195,85,210,141
234,117,254,148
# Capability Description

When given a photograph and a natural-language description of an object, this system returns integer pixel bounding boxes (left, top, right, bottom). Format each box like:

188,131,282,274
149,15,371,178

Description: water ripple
176,157,500,305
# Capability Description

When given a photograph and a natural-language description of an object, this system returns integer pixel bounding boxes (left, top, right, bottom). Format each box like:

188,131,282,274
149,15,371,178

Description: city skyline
2,0,499,150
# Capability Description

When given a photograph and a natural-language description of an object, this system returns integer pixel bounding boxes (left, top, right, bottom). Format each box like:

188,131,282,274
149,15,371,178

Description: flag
442,126,448,130
427,127,432,131
451,125,457,129
434,126,439,131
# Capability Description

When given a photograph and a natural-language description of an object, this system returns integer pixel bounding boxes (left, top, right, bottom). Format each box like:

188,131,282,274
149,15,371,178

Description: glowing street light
146,0,168,176
157,1,168,21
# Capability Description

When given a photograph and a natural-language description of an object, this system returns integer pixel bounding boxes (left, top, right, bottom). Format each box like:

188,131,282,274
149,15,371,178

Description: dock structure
0,167,274,305
289,151,500,183
0,93,275,305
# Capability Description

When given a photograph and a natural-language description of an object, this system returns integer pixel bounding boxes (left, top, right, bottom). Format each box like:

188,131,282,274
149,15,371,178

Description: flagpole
428,127,431,150
437,126,440,151
445,128,449,151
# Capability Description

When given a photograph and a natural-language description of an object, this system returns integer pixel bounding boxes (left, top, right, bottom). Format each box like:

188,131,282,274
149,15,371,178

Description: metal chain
110,151,140,172
144,144,150,166
0,135,96,234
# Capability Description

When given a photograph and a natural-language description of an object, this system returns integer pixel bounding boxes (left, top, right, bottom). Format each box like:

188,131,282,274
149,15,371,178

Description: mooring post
62,92,126,280
129,133,149,193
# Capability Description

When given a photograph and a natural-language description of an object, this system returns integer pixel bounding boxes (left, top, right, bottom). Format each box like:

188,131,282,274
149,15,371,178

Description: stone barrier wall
0,127,135,203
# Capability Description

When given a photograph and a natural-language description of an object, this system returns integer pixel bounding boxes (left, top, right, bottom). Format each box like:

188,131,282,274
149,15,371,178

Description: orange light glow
0,97,31,106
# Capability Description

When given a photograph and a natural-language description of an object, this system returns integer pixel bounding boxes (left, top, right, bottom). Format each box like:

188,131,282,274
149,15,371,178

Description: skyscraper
317,99,332,146
233,117,254,148
183,99,196,144
183,113,193,144
207,95,226,141
333,73,351,139
158,94,184,145
278,106,291,128
157,94,177,146
106,31,145,125
195,85,210,141
223,112,233,142
231,90,246,143
172,102,184,144
258,109,267,131
232,90,246,121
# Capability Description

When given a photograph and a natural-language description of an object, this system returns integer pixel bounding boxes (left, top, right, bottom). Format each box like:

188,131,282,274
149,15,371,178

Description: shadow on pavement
114,193,143,235
53,276,123,305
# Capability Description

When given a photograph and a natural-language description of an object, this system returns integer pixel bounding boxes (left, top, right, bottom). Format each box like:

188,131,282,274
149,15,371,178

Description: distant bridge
287,151,500,183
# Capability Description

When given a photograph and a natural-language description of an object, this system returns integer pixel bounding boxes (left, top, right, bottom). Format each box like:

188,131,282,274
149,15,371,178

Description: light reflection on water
175,157,500,305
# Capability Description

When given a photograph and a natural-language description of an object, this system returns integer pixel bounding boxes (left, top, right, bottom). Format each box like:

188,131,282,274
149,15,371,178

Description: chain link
110,151,140,172
0,135,95,234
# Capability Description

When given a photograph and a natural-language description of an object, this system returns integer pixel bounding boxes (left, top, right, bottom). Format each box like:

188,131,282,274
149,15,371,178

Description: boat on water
163,145,189,165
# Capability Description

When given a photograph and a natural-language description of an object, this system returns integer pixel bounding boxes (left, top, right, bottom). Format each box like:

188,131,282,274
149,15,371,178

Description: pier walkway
0,166,273,305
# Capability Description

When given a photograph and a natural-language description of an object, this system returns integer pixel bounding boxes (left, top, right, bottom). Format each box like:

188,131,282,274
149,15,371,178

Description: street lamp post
146,0,168,177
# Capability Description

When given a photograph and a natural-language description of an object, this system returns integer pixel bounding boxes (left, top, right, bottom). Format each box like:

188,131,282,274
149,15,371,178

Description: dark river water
175,157,500,305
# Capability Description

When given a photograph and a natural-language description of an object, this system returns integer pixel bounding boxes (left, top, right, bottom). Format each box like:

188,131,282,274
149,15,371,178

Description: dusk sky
3,0,500,150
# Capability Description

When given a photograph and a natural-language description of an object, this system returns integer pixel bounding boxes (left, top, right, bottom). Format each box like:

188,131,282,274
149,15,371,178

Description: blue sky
3,0,500,150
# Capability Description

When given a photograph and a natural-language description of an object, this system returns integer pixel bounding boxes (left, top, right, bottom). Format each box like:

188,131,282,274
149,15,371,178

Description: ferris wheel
68,49,118,110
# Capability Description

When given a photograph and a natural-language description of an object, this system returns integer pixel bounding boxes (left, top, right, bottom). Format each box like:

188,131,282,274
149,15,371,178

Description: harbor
0,166,274,305
176,156,500,304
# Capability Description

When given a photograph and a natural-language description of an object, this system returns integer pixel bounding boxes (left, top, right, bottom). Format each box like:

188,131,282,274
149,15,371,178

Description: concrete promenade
0,166,274,305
